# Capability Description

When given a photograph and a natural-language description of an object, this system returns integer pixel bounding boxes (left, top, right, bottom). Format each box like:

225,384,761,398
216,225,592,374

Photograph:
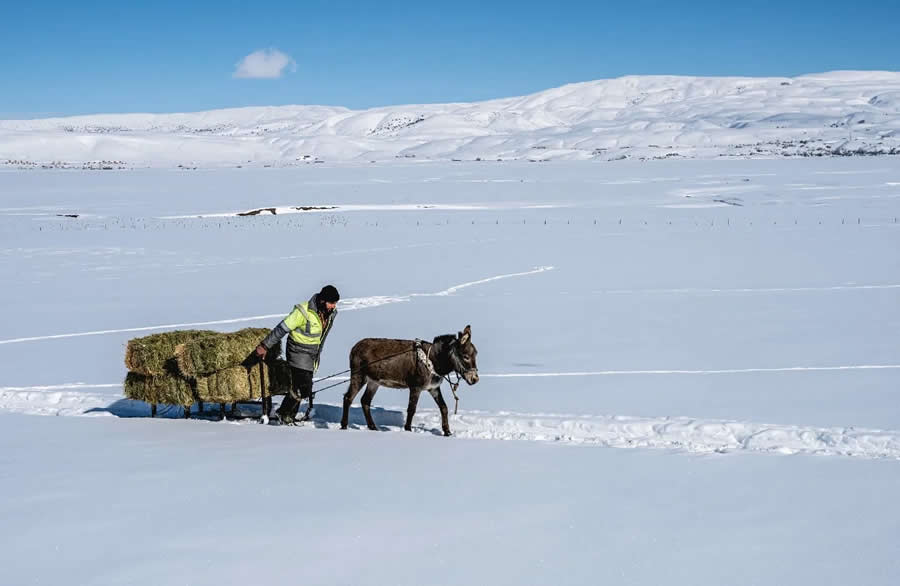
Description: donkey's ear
459,325,471,345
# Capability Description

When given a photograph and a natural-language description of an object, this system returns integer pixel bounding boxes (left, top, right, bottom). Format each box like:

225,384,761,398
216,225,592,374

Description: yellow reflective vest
262,296,337,372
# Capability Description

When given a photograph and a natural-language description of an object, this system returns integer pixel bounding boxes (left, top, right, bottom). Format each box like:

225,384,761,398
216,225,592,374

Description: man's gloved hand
255,344,267,359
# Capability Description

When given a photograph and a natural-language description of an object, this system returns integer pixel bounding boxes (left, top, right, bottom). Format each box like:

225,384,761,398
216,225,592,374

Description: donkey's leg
428,388,452,436
341,370,366,430
404,388,423,431
360,381,380,431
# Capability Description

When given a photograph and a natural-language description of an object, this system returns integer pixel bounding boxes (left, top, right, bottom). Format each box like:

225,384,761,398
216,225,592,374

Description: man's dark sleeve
261,320,290,349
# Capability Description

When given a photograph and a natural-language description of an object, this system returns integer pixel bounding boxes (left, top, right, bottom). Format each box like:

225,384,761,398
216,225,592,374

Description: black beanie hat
319,284,340,303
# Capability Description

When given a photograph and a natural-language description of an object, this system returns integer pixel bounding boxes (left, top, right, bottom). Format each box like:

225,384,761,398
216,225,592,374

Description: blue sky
2,0,898,118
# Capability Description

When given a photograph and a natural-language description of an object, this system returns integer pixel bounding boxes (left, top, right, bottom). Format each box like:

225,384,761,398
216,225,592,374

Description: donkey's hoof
443,430,452,437
367,424,378,431
340,424,348,430
404,425,412,432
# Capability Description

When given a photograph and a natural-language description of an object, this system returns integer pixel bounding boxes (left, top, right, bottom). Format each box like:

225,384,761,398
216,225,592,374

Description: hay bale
195,364,259,403
123,323,293,408
175,327,272,378
194,358,293,403
124,371,195,407
125,330,217,376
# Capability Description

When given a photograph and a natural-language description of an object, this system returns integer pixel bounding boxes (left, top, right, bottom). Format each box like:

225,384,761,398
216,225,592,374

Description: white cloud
232,48,296,79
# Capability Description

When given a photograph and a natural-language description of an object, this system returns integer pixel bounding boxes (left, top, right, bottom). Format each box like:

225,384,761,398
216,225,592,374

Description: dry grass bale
125,330,217,376
194,358,293,403
175,327,272,378
195,364,259,403
124,371,195,407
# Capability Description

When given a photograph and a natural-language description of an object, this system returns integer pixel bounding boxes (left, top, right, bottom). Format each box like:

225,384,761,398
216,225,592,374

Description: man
256,284,340,425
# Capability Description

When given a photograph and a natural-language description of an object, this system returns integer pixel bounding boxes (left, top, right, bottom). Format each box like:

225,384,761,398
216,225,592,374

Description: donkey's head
445,325,479,385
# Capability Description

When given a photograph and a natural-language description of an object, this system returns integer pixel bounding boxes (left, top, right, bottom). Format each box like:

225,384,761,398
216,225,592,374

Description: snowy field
1,157,899,585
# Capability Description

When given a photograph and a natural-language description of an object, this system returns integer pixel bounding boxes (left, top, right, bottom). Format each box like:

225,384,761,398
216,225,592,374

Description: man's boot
276,395,300,425
288,395,303,421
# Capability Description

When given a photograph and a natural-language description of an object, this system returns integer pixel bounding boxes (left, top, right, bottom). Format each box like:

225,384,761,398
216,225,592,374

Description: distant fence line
10,213,900,233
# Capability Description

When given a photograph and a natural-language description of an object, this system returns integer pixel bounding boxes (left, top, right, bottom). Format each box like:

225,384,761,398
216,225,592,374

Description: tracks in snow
0,266,554,345
0,384,140,417
3,383,899,460
1,260,897,459
427,410,900,460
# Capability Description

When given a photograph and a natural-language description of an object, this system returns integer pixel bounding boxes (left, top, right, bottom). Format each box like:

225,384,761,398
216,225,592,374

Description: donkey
340,325,479,436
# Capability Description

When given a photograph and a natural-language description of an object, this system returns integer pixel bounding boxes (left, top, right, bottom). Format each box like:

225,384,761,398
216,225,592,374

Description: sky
2,0,898,118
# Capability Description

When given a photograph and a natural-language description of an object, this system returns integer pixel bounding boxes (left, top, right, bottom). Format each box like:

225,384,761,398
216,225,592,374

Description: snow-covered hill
2,71,900,167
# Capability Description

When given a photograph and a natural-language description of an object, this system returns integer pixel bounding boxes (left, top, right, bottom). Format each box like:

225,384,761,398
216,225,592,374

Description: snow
4,413,899,586
2,71,900,167
1,155,900,584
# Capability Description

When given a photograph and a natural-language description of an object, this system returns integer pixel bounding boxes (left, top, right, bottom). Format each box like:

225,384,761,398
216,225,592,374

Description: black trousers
278,367,314,418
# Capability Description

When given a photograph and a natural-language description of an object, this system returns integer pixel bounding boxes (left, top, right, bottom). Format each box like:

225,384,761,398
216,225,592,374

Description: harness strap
444,373,461,415
414,339,434,376
416,339,461,415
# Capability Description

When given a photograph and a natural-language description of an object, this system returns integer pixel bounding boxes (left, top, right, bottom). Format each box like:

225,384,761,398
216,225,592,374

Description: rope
312,369,352,384
310,377,351,396
310,346,419,396
444,373,461,414
417,340,462,415
306,341,467,417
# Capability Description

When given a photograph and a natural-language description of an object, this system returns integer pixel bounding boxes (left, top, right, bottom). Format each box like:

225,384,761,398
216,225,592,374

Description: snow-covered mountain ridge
2,71,899,167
